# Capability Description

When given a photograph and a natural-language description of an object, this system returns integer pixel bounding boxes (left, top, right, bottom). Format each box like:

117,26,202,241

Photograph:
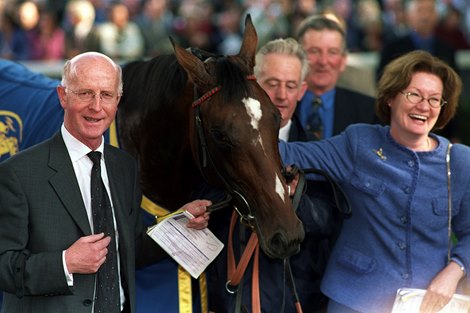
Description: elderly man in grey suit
0,52,211,313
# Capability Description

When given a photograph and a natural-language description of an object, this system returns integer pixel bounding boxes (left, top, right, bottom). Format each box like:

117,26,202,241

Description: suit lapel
333,87,358,136
333,88,350,135
288,115,311,142
48,133,92,235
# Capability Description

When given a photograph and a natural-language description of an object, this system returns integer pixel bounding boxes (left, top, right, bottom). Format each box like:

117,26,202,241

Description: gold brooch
373,148,387,160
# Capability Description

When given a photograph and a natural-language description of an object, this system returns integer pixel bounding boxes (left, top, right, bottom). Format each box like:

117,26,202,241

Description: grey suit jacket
0,132,163,313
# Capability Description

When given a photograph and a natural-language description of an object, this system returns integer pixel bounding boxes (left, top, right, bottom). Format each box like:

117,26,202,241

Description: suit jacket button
83,299,93,306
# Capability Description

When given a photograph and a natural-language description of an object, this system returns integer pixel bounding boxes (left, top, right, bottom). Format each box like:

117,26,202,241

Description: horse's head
172,15,305,259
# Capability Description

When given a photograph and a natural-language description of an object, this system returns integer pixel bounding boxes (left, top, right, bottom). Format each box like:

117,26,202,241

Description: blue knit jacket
279,124,470,312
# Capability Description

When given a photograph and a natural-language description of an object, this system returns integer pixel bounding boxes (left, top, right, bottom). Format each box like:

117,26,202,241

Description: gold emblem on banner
0,110,23,159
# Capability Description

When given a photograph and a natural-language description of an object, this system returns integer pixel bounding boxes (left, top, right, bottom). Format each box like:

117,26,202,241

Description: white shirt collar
278,119,292,142
61,124,104,162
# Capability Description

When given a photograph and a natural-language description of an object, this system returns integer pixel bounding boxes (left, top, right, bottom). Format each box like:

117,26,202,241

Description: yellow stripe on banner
109,120,119,148
178,265,192,313
141,195,199,313
199,272,208,313
141,195,170,218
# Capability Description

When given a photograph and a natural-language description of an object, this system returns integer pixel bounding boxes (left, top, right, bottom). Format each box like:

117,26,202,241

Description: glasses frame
400,91,447,108
65,87,121,104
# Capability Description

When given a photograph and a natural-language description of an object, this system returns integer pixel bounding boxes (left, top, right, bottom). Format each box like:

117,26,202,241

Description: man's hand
181,199,212,230
64,233,111,274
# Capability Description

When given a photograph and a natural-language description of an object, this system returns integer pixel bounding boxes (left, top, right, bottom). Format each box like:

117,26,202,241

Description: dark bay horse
117,16,304,259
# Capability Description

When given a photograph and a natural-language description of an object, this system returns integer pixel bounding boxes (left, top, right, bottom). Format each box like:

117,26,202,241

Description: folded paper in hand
392,288,470,313
147,211,224,279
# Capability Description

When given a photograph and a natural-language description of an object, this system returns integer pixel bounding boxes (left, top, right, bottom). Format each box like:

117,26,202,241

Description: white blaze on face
243,97,264,148
275,174,286,203
243,98,284,202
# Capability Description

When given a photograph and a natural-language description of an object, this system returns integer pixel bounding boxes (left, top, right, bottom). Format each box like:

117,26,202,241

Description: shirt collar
278,119,292,142
61,124,104,162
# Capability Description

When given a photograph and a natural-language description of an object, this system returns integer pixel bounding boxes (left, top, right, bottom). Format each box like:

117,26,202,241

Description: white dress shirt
60,124,125,311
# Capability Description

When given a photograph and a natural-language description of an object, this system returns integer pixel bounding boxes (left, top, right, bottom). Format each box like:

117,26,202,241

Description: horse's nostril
267,222,305,258
269,232,284,250
269,232,298,257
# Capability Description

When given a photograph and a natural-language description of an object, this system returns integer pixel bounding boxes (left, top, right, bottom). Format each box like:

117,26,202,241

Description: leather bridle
191,77,258,229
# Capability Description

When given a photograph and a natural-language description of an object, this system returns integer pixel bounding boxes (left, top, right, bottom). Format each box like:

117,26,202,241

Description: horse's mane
121,53,251,116
121,54,188,114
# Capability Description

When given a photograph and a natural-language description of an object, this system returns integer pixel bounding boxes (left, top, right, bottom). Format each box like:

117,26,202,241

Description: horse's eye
209,129,233,148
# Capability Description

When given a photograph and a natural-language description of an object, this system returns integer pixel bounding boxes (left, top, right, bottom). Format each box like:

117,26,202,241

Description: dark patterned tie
306,96,323,139
87,151,120,313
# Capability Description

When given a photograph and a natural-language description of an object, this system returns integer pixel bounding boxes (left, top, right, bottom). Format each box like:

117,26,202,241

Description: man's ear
56,86,67,109
297,81,308,101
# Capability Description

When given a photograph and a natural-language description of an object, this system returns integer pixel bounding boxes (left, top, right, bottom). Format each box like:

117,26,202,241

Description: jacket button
397,241,406,250
83,299,93,306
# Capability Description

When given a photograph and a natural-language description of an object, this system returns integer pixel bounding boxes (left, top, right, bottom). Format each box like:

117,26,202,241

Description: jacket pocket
432,197,459,216
337,246,377,274
350,170,385,197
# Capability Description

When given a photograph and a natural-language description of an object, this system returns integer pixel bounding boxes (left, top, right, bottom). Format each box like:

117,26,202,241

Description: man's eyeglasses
65,88,120,104
400,91,446,108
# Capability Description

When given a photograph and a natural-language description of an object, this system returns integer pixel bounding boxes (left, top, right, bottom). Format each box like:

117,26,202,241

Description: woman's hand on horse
183,199,212,230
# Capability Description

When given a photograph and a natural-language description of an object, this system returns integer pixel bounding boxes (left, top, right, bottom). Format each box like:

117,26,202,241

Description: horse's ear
170,37,213,88
238,14,258,70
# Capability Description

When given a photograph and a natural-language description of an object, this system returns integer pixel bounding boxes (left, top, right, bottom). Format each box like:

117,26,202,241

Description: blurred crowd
0,0,469,62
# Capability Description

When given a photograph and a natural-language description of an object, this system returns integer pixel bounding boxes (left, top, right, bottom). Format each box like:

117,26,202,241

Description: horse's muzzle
263,221,305,259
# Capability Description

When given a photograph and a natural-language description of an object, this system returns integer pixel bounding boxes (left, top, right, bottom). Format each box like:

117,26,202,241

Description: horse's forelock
215,58,250,104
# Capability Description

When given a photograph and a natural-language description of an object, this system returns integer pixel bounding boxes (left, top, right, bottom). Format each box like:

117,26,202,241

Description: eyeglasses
400,91,446,108
65,88,120,104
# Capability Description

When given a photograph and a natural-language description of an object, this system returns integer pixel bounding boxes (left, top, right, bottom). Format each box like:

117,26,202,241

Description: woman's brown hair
376,50,462,130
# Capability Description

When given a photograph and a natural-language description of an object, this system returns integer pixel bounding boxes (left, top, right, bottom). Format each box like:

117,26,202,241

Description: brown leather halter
192,75,258,228
226,210,261,312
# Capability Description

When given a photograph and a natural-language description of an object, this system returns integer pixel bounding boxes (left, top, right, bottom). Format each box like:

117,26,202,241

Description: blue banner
0,60,63,162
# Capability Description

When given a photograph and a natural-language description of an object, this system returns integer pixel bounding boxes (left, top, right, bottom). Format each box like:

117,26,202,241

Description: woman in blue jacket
280,50,470,313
